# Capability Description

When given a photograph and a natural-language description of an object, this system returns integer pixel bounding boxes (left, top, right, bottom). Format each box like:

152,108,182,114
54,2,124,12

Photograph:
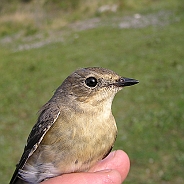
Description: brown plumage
10,67,139,184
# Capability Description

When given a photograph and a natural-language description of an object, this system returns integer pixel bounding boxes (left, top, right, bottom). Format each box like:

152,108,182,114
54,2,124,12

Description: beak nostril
114,77,139,87
120,78,125,83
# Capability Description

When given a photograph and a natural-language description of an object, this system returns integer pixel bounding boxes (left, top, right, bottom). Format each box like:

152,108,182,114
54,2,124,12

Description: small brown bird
10,67,139,184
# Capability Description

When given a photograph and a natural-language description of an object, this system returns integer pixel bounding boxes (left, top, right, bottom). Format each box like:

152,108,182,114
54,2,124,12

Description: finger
90,150,130,181
41,169,122,184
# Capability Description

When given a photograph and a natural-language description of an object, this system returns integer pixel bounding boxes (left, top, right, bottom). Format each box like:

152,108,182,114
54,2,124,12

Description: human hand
42,150,130,184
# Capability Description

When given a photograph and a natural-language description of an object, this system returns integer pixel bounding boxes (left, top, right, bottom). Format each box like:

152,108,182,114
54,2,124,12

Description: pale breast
21,102,117,183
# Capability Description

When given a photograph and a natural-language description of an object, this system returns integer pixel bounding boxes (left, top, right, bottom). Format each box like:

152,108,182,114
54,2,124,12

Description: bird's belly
21,134,115,183
21,115,117,183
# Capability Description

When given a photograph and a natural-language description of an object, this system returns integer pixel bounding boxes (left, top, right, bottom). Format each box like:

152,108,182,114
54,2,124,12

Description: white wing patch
28,111,61,158
17,110,61,183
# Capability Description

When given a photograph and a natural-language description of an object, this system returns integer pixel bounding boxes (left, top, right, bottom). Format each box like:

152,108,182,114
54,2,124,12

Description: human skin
42,150,130,184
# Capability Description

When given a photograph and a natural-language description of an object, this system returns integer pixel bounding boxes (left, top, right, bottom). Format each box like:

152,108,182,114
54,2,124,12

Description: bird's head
55,67,139,106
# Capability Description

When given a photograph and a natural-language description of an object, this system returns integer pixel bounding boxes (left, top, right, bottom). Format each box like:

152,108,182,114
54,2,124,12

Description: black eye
85,77,98,87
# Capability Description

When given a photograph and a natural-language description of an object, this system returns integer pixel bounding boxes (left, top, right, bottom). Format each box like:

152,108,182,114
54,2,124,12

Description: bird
10,67,139,184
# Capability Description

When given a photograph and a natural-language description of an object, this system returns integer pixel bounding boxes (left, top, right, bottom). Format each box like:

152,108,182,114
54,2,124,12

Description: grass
0,0,184,183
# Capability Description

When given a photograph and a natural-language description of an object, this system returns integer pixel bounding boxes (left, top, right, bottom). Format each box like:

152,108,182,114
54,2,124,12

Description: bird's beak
114,77,139,87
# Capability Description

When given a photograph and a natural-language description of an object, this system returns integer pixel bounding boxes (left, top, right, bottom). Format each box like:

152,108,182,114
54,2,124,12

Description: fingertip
91,150,130,181
108,150,130,163
114,150,130,181
114,150,130,169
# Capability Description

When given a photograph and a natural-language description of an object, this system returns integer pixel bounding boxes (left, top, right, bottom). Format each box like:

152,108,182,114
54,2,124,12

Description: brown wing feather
10,103,60,184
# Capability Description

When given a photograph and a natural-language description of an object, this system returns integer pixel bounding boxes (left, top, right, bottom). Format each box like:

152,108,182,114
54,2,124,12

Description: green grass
0,1,184,183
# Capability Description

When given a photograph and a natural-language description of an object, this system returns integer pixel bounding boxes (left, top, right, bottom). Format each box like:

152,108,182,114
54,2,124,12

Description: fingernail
104,150,116,161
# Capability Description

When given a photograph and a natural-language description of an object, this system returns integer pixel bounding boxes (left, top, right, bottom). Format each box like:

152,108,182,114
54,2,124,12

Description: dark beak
114,77,139,87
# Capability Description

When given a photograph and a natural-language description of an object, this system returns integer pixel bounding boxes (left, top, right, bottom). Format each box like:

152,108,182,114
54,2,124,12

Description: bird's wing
10,104,60,184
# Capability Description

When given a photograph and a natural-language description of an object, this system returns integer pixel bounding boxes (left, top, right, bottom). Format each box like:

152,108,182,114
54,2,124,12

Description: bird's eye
85,77,98,87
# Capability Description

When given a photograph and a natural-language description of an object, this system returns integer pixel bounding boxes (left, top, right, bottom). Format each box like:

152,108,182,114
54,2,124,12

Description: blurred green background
0,0,184,183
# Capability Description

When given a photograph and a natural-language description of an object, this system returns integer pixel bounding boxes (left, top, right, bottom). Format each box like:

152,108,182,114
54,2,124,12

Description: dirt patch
0,10,179,52
118,11,177,29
